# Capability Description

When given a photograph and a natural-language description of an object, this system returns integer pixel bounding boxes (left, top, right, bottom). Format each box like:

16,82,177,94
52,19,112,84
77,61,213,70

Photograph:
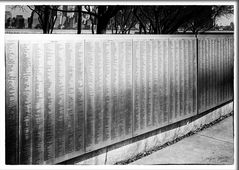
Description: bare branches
12,5,233,34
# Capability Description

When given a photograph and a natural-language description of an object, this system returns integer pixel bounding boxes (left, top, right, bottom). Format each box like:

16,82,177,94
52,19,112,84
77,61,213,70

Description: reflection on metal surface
197,36,233,113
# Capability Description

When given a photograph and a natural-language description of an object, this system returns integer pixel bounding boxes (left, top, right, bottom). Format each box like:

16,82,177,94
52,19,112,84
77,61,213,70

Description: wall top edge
197,34,234,38
4,34,196,39
5,34,233,41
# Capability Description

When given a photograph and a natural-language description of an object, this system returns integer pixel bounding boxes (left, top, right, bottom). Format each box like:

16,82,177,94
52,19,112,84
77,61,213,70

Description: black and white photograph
2,1,237,169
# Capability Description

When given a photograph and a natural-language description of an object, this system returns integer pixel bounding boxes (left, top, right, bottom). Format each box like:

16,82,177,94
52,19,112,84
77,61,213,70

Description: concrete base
75,102,233,165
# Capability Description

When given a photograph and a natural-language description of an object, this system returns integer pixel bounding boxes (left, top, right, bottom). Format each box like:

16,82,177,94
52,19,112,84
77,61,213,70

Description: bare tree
132,5,233,34
10,5,233,34
180,6,233,34
27,5,59,34
84,5,122,34
110,6,137,34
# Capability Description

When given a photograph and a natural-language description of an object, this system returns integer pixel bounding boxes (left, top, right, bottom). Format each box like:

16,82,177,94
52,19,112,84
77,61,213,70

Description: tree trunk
111,22,114,34
96,17,107,34
42,6,50,34
28,11,34,29
89,15,94,34
96,6,116,34
77,5,82,34
139,23,142,34
114,16,118,34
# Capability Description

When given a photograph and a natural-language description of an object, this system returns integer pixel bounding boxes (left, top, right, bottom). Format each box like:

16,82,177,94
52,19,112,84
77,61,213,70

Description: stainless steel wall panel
157,40,168,127
84,40,96,151
74,40,85,153
146,40,153,128
43,41,56,162
168,38,197,123
124,40,133,137
152,40,159,127
133,40,141,134
179,39,185,117
197,35,233,113
32,42,44,164
19,41,33,164
102,40,112,144
5,40,19,164
93,40,104,147
162,40,169,124
55,41,66,158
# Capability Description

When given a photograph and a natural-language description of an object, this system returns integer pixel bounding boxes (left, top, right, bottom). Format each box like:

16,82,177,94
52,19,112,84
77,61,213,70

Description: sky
6,6,31,18
6,5,234,26
216,15,233,26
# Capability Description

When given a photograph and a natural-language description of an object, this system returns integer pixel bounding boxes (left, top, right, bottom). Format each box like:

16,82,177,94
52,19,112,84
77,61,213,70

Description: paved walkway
130,115,234,165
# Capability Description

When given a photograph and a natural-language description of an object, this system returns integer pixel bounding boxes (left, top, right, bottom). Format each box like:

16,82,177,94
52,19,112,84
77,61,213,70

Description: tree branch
133,7,147,33
47,6,98,17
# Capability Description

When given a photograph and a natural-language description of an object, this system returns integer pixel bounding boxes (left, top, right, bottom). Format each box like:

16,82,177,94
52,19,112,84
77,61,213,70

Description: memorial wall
198,35,234,113
5,35,234,164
